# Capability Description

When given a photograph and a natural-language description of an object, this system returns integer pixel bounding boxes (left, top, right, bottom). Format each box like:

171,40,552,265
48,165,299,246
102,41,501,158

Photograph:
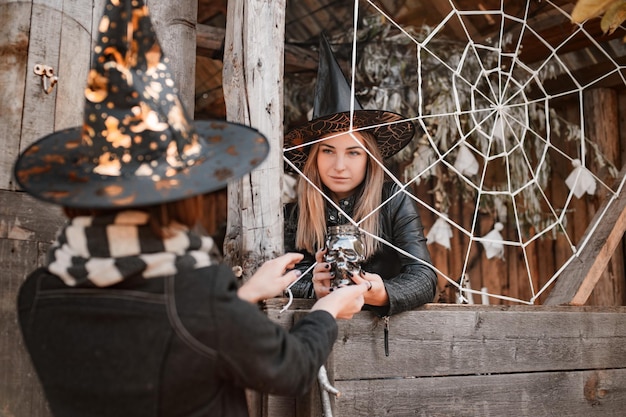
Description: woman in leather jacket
283,33,437,317
284,131,437,317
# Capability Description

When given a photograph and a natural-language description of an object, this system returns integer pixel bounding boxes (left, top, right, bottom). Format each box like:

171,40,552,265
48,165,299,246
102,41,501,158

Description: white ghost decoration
407,144,437,185
427,214,453,249
282,174,298,204
481,222,505,260
454,143,479,176
565,159,596,199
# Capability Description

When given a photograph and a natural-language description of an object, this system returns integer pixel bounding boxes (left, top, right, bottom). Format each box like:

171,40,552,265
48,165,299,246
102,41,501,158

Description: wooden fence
260,299,626,417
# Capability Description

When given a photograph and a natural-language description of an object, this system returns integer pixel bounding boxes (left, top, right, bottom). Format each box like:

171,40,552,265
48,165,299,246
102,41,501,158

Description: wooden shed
1,0,625,416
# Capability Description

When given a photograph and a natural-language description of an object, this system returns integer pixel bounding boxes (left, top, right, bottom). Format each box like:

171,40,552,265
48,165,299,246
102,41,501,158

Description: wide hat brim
14,120,268,209
284,109,415,172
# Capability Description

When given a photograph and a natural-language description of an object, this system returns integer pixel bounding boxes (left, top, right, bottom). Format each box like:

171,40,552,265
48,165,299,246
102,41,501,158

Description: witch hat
14,0,268,209
284,32,415,171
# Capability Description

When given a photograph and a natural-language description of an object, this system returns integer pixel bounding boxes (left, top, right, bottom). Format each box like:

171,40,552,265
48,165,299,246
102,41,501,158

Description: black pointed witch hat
14,0,268,209
284,33,415,171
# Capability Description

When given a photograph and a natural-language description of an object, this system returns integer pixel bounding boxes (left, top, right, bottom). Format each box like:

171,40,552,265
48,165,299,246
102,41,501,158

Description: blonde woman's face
316,131,368,201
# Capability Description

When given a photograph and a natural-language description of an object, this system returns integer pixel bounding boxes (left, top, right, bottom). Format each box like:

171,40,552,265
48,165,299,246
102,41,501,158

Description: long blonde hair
295,131,385,257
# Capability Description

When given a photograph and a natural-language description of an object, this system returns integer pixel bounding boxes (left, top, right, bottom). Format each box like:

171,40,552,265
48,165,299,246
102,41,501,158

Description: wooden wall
263,299,626,417
0,1,197,415
1,1,104,414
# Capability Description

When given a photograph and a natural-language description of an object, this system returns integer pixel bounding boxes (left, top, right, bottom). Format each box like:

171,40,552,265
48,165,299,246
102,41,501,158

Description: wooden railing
259,299,626,417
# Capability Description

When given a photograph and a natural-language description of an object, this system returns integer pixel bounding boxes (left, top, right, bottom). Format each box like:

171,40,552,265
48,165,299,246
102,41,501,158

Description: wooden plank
20,0,64,156
53,0,93,131
332,369,626,417
0,189,65,243
331,308,626,380
0,238,52,417
264,302,626,380
545,165,626,306
222,0,286,277
148,0,198,112
264,302,626,416
0,1,32,189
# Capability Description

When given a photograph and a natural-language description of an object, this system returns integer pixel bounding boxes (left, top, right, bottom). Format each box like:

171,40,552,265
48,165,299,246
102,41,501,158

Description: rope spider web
283,0,626,306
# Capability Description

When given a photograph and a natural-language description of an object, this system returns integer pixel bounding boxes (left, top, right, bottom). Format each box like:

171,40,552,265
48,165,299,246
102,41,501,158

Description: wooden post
222,2,286,416
147,0,197,113
222,0,286,274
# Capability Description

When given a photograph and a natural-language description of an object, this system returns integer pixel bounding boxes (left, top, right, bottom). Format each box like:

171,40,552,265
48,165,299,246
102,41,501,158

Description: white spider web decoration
283,0,626,306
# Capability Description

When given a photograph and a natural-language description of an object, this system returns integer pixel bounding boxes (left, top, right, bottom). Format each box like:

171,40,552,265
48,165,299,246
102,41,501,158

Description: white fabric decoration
565,159,596,198
493,197,508,223
492,115,505,142
453,143,479,176
427,214,453,249
407,144,437,185
481,222,505,260
282,174,298,203
481,287,490,305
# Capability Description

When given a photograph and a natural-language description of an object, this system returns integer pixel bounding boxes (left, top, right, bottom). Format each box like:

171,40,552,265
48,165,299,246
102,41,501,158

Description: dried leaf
600,0,626,33
571,0,617,23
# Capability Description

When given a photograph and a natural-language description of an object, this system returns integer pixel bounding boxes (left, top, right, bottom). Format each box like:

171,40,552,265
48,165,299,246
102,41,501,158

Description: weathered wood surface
196,23,318,72
545,164,626,306
1,238,52,417
1,1,31,190
0,190,64,417
263,299,626,417
148,0,197,112
222,0,287,275
333,369,626,417
0,188,65,243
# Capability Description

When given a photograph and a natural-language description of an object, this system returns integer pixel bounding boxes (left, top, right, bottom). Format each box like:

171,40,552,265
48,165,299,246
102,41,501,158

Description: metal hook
33,64,58,94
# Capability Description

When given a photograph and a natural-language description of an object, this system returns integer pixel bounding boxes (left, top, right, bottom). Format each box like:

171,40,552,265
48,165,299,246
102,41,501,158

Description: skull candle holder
324,225,365,288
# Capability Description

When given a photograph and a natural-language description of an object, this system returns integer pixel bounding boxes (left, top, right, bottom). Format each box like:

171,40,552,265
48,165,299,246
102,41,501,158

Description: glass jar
324,224,365,288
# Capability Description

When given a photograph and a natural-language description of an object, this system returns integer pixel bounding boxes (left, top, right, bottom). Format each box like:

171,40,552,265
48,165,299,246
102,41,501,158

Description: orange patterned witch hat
284,33,415,171
14,0,268,209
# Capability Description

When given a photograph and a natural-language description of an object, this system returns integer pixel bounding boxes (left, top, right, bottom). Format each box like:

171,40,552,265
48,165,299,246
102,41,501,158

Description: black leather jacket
284,182,437,316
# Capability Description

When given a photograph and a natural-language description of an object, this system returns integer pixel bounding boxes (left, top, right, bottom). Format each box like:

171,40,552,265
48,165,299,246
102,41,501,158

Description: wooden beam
197,23,318,72
545,165,626,306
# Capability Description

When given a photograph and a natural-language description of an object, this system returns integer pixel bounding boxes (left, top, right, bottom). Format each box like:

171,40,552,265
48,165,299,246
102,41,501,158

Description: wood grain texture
222,0,287,278
0,1,32,189
333,369,626,417
0,237,52,417
263,302,626,416
545,165,626,305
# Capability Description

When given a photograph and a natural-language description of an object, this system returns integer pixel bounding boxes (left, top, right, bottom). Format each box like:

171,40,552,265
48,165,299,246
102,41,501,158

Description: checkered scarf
47,211,221,287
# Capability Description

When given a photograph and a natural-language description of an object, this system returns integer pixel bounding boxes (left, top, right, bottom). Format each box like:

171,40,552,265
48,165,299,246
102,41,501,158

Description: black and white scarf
48,211,221,287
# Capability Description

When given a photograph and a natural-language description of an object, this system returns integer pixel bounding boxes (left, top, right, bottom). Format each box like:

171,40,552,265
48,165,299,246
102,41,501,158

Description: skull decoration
324,225,365,288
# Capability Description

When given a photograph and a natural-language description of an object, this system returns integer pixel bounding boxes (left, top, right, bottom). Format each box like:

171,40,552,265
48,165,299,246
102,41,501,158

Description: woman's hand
312,248,333,299
311,283,367,319
350,270,389,307
237,253,305,304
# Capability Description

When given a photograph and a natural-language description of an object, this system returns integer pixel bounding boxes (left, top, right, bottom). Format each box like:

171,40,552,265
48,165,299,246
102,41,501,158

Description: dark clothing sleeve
371,183,437,316
175,265,337,396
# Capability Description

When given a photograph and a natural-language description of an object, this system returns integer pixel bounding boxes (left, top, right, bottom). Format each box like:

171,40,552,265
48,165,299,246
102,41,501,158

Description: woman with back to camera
14,2,366,416
284,34,438,320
